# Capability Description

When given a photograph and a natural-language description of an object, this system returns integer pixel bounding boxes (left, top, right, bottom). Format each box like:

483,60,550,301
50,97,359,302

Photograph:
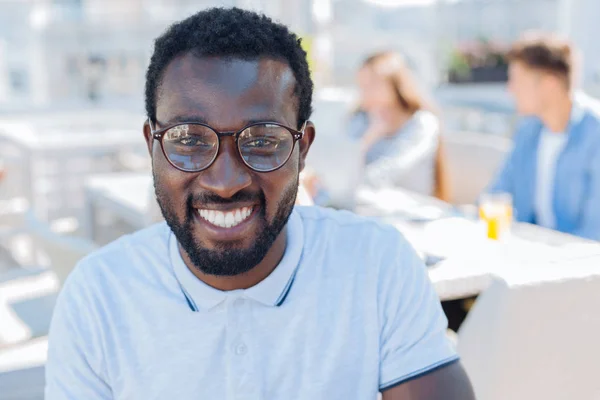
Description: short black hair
145,7,313,128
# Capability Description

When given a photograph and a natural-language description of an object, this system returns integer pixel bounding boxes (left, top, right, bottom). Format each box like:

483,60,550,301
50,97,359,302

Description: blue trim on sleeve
379,356,460,392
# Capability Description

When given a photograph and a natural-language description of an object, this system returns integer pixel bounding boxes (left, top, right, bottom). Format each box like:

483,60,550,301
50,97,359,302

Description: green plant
448,50,471,78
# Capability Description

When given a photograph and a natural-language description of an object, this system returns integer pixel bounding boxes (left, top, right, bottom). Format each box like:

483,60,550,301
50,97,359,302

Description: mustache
188,190,265,206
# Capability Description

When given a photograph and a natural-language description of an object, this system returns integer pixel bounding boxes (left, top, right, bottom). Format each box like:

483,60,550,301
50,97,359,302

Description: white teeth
225,212,235,228
197,206,253,228
215,211,225,227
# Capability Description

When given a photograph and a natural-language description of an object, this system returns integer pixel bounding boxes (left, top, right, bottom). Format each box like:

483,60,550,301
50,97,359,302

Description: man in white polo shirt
45,7,474,399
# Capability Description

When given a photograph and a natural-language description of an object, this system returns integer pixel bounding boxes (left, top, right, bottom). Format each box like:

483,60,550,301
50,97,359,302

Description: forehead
156,54,298,126
357,66,376,82
509,61,537,79
357,66,388,89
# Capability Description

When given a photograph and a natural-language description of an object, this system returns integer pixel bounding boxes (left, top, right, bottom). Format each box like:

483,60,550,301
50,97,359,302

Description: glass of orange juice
479,192,513,240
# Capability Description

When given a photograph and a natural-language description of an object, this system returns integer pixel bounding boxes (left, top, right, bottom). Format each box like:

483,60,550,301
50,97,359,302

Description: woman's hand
360,110,397,153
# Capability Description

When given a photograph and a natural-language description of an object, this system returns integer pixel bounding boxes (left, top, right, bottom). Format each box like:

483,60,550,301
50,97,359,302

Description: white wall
567,0,600,89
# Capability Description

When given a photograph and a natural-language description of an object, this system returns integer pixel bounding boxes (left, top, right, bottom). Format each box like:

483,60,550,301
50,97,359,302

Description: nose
196,138,252,198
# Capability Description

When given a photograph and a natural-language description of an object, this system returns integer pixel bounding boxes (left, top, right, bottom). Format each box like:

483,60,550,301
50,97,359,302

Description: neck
539,94,573,133
180,227,288,291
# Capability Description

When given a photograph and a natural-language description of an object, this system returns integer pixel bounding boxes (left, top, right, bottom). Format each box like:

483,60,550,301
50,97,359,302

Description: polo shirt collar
170,209,304,311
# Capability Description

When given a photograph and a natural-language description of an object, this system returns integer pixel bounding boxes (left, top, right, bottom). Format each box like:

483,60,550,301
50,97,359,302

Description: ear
298,120,315,172
547,74,570,92
143,119,154,157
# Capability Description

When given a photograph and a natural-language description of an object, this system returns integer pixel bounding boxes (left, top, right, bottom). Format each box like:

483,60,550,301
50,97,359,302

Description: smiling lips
197,206,254,228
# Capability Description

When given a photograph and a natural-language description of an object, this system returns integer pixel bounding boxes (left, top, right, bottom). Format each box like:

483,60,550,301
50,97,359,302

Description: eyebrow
166,115,209,125
160,115,290,128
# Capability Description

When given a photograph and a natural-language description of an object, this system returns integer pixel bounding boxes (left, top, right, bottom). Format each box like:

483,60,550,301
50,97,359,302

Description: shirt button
235,343,248,355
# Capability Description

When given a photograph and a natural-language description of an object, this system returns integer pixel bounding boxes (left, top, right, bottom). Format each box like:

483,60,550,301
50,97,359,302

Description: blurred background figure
300,51,449,205
487,33,600,240
350,51,448,200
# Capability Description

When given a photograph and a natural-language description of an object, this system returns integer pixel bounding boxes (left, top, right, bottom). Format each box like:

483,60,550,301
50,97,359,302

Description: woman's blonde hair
359,51,450,201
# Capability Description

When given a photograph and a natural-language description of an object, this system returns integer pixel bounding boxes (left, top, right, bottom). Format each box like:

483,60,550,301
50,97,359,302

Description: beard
154,172,298,277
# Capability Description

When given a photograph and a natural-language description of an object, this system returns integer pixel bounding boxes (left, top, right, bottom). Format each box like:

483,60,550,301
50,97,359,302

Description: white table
0,111,147,222
84,173,155,244
356,187,599,300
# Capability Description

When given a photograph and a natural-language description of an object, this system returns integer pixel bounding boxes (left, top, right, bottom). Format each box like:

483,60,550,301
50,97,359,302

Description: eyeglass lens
161,123,295,172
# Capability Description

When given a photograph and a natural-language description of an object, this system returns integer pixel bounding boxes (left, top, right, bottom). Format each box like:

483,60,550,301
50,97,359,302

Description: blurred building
327,0,438,88
436,0,600,89
568,0,600,94
0,0,598,113
436,0,560,44
0,0,267,111
0,0,440,111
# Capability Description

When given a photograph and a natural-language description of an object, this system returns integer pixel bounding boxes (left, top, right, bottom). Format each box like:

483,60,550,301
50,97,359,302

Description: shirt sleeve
571,143,600,240
45,267,113,399
486,118,536,196
378,232,458,391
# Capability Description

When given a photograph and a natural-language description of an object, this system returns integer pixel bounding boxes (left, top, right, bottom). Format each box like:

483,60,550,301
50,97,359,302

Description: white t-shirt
535,129,568,228
45,206,457,399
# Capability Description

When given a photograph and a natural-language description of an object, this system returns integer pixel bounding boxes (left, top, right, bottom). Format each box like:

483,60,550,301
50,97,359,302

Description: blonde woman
299,51,449,205
350,51,449,200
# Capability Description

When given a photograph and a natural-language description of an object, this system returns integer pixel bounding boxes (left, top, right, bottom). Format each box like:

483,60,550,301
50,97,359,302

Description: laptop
304,133,363,210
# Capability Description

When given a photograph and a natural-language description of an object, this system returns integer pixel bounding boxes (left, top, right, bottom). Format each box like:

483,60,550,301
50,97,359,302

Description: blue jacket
489,93,600,240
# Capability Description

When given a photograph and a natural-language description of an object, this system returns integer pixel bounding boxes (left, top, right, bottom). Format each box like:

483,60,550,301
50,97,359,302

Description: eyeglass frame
148,118,308,173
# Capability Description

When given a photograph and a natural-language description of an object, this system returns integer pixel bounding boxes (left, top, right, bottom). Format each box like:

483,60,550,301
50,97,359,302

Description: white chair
0,156,30,239
0,337,47,400
25,212,97,285
457,261,600,400
443,132,511,205
0,198,30,266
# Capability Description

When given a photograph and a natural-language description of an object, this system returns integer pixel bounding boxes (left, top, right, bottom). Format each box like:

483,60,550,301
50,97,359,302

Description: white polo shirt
46,206,457,399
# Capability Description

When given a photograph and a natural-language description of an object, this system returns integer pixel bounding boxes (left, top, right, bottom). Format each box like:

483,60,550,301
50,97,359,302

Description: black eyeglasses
149,119,307,173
